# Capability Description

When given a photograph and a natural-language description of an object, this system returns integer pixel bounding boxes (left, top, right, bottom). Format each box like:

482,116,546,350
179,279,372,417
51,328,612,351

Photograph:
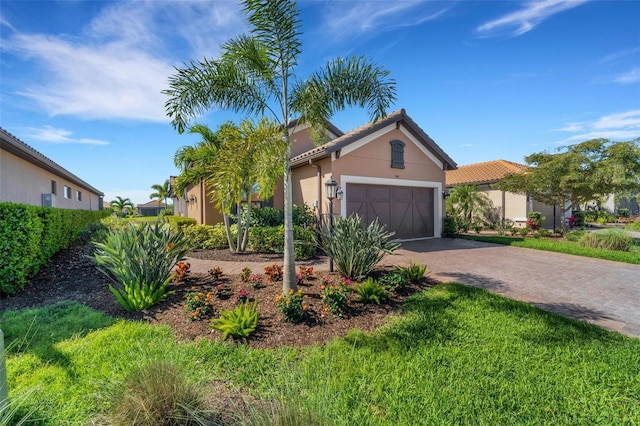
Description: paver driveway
386,238,640,337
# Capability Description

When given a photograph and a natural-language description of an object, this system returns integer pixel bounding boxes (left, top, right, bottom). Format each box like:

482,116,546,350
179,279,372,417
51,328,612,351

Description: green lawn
461,234,640,264
3,284,639,425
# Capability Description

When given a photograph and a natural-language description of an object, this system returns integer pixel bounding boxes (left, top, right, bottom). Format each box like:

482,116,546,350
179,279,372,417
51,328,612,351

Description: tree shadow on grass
1,301,117,372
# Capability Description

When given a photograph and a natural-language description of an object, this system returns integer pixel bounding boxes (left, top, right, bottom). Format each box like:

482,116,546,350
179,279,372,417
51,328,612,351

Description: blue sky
1,0,638,205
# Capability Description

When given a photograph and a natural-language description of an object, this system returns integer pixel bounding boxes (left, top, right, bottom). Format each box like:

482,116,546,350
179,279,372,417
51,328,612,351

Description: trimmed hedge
249,225,316,260
0,202,108,295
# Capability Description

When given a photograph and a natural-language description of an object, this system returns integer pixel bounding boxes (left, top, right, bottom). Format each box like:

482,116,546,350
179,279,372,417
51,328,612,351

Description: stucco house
137,200,169,217
176,109,457,240
445,159,564,229
0,127,103,210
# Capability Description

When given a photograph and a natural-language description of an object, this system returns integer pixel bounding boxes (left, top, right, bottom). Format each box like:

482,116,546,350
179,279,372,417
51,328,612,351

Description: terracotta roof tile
446,160,528,186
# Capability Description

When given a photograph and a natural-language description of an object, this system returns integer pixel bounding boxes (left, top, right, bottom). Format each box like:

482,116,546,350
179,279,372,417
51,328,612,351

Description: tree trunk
241,197,251,251
282,162,297,293
236,202,243,251
223,211,236,253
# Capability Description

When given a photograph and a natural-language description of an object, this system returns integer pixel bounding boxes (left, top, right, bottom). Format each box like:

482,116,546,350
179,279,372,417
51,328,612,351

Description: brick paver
186,239,640,337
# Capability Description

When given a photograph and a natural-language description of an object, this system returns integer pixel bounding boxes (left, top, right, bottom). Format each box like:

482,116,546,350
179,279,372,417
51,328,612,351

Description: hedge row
0,202,108,295
183,223,317,260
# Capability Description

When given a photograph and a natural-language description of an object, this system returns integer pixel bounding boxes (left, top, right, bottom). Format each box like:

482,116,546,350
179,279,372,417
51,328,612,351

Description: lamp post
325,177,338,272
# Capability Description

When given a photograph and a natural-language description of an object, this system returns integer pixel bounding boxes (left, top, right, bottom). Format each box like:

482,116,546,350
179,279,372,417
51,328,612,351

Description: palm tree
448,184,492,229
164,0,396,292
110,196,135,217
173,124,223,198
149,180,171,209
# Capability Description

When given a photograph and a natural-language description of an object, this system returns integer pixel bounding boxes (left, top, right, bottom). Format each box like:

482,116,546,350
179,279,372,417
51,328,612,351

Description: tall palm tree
173,124,223,198
149,180,171,208
110,196,135,217
164,0,396,292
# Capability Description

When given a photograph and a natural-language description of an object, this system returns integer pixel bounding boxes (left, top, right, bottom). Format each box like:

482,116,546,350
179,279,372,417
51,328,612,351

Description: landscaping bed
0,241,434,350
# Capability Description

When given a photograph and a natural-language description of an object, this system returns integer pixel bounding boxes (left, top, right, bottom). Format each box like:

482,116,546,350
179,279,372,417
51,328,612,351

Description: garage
345,183,435,239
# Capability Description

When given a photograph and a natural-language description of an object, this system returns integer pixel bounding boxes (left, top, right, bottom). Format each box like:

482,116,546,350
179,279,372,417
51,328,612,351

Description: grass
461,234,640,264
2,285,639,425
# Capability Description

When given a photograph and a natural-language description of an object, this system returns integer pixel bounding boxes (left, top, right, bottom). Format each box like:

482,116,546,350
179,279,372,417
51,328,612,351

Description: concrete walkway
186,239,640,337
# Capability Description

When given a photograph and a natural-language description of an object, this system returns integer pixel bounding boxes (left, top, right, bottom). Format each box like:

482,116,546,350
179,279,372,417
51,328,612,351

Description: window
390,140,405,169
51,180,57,195
76,190,82,201
64,185,71,199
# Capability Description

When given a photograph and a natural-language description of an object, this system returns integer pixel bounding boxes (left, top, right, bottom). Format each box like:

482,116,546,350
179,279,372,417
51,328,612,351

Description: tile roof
445,159,529,186
290,109,457,170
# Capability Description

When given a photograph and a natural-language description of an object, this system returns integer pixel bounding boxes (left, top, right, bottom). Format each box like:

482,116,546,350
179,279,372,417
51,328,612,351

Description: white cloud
554,109,640,143
322,1,451,40
24,125,109,145
613,67,640,84
3,1,243,122
477,0,589,38
600,47,640,64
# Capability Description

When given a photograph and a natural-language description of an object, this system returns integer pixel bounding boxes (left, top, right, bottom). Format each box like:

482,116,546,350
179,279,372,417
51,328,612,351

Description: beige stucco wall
289,126,316,158
183,183,224,225
0,149,101,210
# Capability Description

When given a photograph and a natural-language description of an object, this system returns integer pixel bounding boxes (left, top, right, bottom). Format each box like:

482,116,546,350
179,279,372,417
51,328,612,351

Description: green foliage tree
149,179,171,208
447,184,492,230
498,139,640,224
163,0,396,293
110,196,135,217
173,123,222,198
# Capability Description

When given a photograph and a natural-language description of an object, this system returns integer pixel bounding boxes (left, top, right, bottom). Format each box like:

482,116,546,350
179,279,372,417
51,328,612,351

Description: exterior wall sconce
443,190,450,199
324,177,341,272
186,195,197,205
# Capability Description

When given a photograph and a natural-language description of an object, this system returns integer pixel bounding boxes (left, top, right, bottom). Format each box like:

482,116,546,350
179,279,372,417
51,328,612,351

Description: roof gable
446,159,528,186
290,109,456,170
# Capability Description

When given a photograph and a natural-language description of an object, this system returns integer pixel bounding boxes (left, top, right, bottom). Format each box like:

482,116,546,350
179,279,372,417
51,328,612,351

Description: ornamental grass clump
316,215,400,280
92,222,193,311
107,361,209,426
352,277,388,305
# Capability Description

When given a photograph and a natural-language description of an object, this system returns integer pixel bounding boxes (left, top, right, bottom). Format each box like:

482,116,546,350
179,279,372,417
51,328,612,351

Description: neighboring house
137,200,169,217
445,159,564,229
176,109,457,240
0,127,103,210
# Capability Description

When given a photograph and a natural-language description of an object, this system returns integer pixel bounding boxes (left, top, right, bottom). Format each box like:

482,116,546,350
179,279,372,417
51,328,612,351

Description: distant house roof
137,200,166,208
446,160,529,187
0,127,103,196
290,109,457,170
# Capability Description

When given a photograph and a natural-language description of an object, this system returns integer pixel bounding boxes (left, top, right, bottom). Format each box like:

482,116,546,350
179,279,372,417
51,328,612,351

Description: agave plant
316,215,400,280
92,222,193,311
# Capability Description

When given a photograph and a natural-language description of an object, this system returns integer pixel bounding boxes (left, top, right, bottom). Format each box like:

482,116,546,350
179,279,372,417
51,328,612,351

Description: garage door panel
346,183,435,239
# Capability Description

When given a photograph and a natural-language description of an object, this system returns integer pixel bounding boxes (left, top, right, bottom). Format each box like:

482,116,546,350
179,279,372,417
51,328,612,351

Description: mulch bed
0,241,435,350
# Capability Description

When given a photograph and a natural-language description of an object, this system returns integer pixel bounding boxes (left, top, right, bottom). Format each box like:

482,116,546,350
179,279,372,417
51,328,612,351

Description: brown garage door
346,183,434,239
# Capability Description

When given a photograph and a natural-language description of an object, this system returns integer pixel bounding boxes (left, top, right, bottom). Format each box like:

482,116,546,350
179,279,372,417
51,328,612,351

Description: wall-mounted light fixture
443,190,450,200
185,195,197,205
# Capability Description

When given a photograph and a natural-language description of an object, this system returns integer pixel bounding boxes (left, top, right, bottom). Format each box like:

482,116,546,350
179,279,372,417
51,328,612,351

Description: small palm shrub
316,215,400,280
92,222,193,311
107,361,208,426
399,262,427,282
352,277,388,305
210,301,259,340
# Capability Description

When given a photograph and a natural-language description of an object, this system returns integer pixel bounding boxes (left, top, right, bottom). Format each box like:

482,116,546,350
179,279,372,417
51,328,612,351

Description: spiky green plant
316,215,400,280
92,222,193,311
352,277,388,305
210,301,259,341
399,262,427,282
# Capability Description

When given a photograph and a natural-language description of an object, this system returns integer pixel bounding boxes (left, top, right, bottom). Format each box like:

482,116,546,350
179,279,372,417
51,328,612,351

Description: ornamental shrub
597,228,632,251
527,211,545,231
276,289,307,323
249,225,316,259
352,277,388,305
578,232,599,249
92,222,193,311
316,215,400,281
0,202,107,295
442,215,457,237
211,301,259,340
182,223,231,250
